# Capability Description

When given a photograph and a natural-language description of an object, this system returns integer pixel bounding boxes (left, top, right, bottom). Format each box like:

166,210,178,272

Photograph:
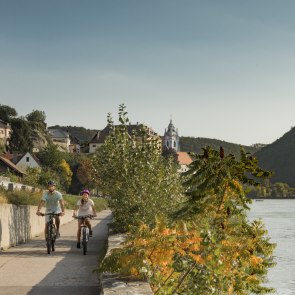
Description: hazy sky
1,0,295,146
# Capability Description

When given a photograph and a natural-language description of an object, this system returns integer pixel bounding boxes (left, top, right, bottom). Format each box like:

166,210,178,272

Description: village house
0,155,27,178
177,151,192,173
163,120,192,173
89,123,160,153
3,152,41,172
0,119,12,145
69,135,81,153
47,128,71,152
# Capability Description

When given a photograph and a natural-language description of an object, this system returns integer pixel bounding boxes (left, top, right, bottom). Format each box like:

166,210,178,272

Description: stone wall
102,233,153,295
0,204,73,251
0,176,41,192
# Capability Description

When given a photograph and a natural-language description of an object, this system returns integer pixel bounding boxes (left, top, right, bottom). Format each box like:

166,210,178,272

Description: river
248,199,295,295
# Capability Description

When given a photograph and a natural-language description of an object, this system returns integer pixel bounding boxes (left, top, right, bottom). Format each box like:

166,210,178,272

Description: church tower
163,119,180,152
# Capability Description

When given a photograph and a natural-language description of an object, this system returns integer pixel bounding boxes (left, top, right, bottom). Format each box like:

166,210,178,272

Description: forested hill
180,136,261,157
49,125,262,158
49,125,98,143
254,127,295,187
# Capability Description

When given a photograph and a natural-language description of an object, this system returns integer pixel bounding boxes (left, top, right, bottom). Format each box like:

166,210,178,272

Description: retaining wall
0,204,73,251
102,233,153,295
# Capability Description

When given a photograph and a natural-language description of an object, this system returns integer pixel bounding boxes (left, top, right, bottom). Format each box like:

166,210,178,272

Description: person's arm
90,200,97,216
59,199,65,216
91,204,97,217
73,205,79,217
36,200,45,215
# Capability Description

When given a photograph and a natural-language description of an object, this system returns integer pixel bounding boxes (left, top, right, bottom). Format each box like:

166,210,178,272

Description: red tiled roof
177,152,192,165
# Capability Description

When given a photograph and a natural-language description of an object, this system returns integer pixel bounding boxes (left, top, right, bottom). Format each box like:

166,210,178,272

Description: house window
92,144,96,148
26,157,30,162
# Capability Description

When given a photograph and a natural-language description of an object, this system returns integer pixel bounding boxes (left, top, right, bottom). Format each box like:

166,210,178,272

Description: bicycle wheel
82,227,87,255
46,223,51,254
51,225,56,252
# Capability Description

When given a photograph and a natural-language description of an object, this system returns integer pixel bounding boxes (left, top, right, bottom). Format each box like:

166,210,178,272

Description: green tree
23,167,41,187
92,105,183,232
101,146,276,295
57,159,73,191
8,117,33,153
37,144,63,170
169,146,276,294
26,109,47,131
77,157,96,189
0,141,5,154
0,104,17,122
271,182,289,198
161,145,178,163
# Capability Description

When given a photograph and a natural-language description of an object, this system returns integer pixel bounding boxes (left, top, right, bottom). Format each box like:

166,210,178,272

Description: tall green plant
92,104,183,232
170,147,276,294
101,146,276,295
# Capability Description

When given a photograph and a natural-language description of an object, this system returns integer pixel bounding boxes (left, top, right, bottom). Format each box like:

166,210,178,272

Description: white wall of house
89,143,102,153
0,176,39,192
178,164,189,173
16,152,40,171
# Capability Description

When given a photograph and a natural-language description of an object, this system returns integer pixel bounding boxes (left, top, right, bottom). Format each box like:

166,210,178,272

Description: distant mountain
49,125,98,143
254,127,295,187
180,136,261,157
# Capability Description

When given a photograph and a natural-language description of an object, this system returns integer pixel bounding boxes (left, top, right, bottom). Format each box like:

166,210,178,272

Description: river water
248,199,295,295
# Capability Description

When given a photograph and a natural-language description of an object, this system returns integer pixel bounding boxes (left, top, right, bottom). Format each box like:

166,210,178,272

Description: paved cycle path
0,209,112,295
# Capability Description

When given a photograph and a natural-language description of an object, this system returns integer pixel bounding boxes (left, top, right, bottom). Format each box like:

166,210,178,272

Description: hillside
180,136,260,157
254,127,295,187
49,126,262,158
49,125,98,143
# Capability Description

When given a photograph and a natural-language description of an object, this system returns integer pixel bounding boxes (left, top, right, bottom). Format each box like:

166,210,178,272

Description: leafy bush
101,146,276,294
92,105,183,232
5,190,42,206
0,189,108,211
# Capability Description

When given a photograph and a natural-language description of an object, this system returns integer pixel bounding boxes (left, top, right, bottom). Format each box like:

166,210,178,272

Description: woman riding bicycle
73,189,97,248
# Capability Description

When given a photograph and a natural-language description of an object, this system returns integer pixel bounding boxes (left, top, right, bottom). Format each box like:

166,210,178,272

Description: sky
1,0,295,146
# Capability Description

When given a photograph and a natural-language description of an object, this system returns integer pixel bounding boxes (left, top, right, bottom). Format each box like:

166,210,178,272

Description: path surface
0,209,112,295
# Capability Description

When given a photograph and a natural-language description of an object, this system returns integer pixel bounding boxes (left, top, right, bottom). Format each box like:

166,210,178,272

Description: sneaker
77,242,81,248
89,230,93,237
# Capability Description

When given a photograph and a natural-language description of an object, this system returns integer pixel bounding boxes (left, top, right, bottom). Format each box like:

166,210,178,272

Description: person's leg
55,216,61,237
85,219,92,236
77,220,82,248
44,215,49,238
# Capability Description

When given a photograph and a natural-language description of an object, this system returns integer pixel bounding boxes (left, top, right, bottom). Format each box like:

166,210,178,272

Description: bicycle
74,215,93,255
39,212,61,254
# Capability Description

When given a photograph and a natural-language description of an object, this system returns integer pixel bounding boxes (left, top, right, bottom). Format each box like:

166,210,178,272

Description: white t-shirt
77,199,94,216
42,190,63,213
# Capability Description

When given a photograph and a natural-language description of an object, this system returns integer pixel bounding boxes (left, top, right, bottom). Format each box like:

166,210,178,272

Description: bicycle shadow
24,211,112,295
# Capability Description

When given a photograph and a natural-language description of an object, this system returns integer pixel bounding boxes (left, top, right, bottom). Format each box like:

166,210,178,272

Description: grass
0,188,108,212
63,194,109,211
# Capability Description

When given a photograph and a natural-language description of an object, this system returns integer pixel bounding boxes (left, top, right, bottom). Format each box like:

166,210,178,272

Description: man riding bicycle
36,180,65,238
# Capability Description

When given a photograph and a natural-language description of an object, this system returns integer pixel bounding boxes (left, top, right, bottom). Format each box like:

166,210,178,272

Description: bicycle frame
75,215,93,255
40,212,60,254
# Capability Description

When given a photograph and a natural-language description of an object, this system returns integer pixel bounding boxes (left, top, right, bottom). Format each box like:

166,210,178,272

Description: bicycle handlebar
38,212,62,217
74,215,94,219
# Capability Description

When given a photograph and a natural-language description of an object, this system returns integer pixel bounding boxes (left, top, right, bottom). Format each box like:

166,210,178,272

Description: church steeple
163,119,180,152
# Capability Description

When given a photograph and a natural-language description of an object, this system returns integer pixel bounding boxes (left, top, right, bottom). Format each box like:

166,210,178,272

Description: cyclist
36,180,65,238
73,189,97,248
